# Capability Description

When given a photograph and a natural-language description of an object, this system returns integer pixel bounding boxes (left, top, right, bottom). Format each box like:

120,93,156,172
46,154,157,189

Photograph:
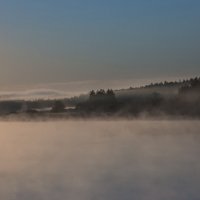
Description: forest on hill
0,77,199,118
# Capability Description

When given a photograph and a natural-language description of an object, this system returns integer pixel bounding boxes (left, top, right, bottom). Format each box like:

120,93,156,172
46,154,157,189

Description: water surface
0,120,200,200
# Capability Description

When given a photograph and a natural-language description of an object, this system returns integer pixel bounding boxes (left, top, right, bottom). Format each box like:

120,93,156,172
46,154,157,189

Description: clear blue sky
0,0,200,87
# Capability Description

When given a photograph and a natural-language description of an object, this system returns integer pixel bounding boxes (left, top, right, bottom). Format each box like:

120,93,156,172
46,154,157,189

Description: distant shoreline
1,112,200,122
0,77,199,120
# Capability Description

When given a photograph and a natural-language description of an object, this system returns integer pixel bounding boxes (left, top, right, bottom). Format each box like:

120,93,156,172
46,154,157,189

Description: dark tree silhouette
106,89,115,96
51,100,65,112
179,77,200,94
80,89,118,113
89,90,95,101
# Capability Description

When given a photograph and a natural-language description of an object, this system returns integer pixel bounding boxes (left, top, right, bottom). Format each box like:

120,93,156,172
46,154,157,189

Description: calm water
0,120,200,200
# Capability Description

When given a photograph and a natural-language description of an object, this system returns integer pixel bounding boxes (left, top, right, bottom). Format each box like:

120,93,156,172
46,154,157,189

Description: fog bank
0,120,200,200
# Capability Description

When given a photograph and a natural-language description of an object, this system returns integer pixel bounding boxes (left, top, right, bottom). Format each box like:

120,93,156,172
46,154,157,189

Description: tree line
0,77,199,117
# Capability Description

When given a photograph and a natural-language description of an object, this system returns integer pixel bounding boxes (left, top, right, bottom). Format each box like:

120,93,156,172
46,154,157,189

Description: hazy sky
0,0,200,88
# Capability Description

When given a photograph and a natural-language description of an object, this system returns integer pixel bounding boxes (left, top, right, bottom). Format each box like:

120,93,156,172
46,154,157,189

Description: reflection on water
0,120,200,200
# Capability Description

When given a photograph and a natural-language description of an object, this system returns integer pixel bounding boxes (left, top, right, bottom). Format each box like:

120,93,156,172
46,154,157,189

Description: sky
0,0,200,91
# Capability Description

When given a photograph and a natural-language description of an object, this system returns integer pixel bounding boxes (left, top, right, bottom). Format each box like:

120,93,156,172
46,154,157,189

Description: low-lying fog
0,120,200,200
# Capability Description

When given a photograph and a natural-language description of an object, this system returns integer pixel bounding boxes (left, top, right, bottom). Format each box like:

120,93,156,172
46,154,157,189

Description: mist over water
0,120,200,200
